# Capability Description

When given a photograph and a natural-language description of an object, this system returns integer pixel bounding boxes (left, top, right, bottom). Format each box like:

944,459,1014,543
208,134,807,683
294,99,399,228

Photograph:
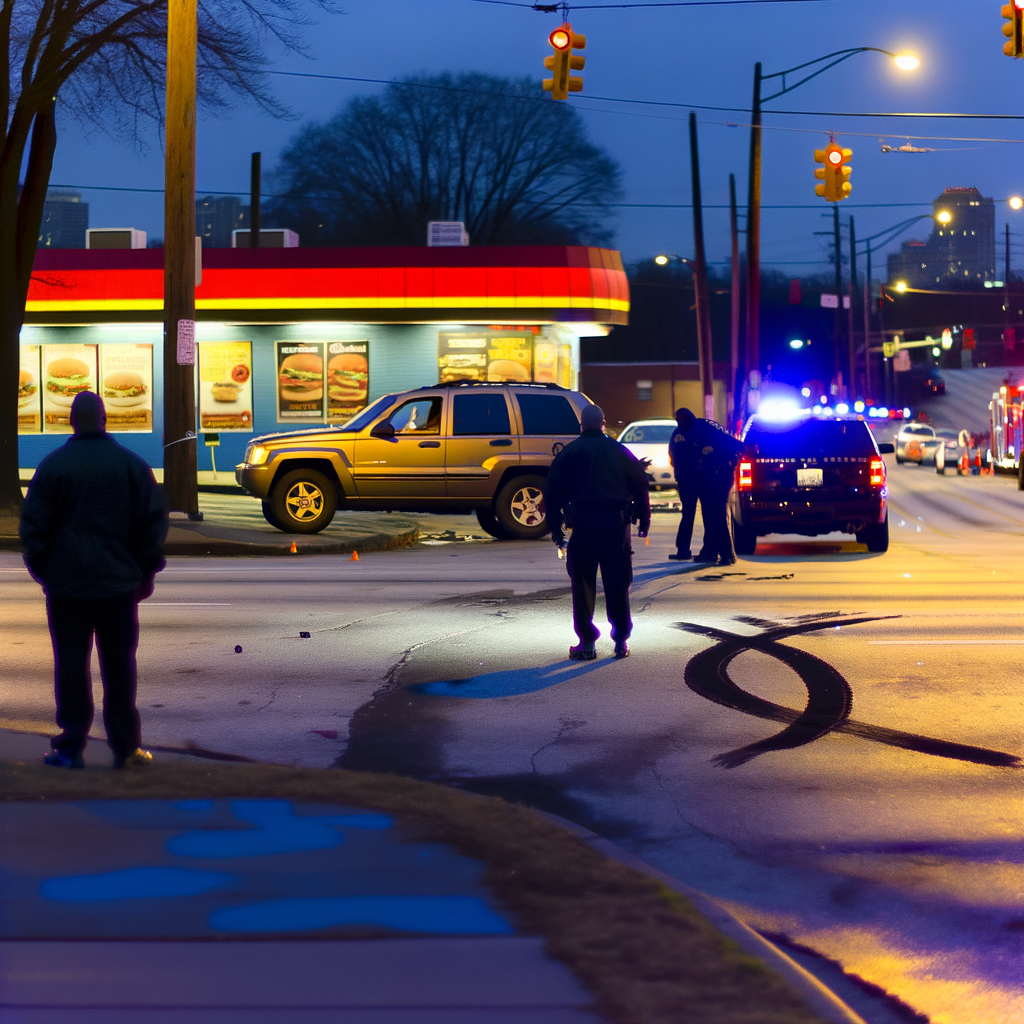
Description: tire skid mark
679,616,1021,770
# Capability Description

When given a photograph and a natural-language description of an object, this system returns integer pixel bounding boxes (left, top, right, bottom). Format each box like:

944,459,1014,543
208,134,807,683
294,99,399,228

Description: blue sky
47,0,1024,273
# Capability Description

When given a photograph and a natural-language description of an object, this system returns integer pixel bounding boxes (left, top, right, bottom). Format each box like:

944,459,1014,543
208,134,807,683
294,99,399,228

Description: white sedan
617,418,678,489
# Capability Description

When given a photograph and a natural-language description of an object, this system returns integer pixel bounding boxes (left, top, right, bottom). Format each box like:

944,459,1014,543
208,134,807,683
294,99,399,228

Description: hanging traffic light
814,141,852,202
543,23,585,100
1004,1,1024,57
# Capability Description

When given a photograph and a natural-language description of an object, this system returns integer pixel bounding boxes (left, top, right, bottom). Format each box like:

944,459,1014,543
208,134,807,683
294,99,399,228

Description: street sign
176,318,195,366
894,350,911,372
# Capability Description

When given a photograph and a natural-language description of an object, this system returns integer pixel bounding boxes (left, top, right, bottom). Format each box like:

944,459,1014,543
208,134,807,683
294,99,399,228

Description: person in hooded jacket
544,403,650,660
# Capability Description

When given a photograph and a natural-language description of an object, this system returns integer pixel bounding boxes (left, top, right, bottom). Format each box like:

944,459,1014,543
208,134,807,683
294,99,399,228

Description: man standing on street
667,407,700,561
669,407,744,565
20,391,168,769
544,404,650,660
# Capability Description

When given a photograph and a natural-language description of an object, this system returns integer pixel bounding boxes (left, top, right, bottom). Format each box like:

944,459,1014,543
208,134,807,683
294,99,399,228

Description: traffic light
543,23,585,100
814,141,852,202
1004,1,1024,57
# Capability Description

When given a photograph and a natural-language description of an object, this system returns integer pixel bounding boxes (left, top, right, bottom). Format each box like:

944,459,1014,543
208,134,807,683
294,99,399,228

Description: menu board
438,333,488,382
276,341,324,422
326,340,369,424
487,334,532,382
533,340,558,384
197,341,253,432
41,343,98,433
99,345,153,432
18,347,41,434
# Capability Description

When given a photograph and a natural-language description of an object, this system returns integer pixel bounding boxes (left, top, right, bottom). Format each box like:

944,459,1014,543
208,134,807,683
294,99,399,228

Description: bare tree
0,0,325,522
265,73,622,247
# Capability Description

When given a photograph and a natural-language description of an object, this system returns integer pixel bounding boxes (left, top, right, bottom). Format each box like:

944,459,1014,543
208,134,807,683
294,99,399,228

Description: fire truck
989,384,1024,475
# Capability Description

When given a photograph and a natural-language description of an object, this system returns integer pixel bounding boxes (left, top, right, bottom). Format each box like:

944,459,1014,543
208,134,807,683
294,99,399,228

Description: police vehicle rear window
452,394,511,435
744,420,876,458
516,394,580,436
619,424,675,444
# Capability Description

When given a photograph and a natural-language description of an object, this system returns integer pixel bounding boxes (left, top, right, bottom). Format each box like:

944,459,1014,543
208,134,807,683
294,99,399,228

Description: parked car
730,414,894,555
932,428,961,474
895,422,939,465
618,418,677,490
922,373,946,396
236,382,589,538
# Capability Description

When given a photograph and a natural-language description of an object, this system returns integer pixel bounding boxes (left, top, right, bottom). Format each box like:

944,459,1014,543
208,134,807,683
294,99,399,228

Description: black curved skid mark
679,617,1021,770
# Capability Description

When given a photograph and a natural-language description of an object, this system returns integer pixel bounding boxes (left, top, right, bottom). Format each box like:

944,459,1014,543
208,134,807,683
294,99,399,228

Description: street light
937,210,952,224
746,46,920,385
895,281,908,293
1010,196,1024,211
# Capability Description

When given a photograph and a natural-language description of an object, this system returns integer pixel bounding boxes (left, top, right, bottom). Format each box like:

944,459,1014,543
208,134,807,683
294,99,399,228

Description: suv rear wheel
858,515,889,553
494,474,549,540
475,506,510,539
269,468,338,534
732,520,757,556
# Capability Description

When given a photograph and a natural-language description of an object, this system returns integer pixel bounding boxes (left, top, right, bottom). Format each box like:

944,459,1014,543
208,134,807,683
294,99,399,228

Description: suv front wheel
494,474,549,540
269,468,338,534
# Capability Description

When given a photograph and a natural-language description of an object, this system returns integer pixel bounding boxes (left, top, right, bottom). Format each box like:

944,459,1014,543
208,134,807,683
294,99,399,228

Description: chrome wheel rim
284,481,325,522
510,486,545,527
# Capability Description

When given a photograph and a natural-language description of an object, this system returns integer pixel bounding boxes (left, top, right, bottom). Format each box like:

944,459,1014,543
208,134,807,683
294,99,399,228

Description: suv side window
516,394,580,435
453,394,511,435
389,398,442,435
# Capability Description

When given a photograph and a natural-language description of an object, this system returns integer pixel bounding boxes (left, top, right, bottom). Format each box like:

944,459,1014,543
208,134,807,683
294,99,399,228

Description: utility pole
163,0,198,515
1006,222,1011,283
729,173,741,427
832,204,843,396
864,245,873,401
745,62,762,381
689,113,715,422
250,152,261,248
848,216,858,399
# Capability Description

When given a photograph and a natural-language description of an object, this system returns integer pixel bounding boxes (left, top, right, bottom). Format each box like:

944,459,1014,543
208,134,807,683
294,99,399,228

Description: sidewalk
0,731,858,1024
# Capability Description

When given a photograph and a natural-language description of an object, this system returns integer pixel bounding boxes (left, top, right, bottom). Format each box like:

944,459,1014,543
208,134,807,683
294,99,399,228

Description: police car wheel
494,475,549,540
859,515,889,554
732,521,757,556
270,469,338,534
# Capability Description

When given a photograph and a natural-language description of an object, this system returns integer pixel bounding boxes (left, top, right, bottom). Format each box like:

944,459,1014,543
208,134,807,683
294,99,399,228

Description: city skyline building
37,189,89,249
196,195,249,248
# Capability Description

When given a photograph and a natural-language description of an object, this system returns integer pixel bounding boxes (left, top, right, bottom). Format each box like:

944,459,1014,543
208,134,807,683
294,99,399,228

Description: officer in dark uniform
667,408,700,561
544,404,650,660
669,407,744,565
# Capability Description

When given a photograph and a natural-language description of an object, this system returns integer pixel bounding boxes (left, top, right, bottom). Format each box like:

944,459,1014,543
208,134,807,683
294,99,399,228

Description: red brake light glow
738,461,752,489
870,458,885,487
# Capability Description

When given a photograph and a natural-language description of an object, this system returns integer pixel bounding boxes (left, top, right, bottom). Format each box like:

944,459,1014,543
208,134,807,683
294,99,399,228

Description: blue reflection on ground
209,895,513,935
42,866,232,901
412,661,602,699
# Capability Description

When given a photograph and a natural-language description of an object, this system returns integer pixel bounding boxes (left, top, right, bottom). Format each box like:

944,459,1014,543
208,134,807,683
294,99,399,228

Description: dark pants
674,483,699,557
565,509,633,644
697,478,736,562
46,591,141,759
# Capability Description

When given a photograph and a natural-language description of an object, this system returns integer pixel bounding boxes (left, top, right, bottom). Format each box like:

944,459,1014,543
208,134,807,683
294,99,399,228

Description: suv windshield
619,424,675,444
745,419,876,458
336,395,397,432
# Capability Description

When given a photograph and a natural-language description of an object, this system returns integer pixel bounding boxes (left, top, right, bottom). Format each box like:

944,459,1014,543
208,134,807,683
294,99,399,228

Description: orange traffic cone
350,550,360,561
644,536,650,546
289,541,298,554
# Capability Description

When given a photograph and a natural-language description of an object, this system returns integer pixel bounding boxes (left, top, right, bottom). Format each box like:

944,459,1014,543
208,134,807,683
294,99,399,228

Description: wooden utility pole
729,173,741,427
163,0,198,514
848,216,858,399
864,245,873,401
250,152,261,248
745,62,762,380
832,204,843,395
689,113,715,422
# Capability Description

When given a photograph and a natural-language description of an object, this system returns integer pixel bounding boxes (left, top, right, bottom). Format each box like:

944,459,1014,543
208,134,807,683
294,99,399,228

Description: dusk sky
48,0,1024,274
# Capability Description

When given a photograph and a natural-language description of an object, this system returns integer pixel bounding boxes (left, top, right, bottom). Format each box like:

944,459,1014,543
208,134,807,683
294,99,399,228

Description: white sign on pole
820,293,839,309
893,349,911,373
176,319,196,366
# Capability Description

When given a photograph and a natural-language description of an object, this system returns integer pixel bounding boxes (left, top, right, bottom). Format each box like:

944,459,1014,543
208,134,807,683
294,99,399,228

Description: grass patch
0,760,829,1024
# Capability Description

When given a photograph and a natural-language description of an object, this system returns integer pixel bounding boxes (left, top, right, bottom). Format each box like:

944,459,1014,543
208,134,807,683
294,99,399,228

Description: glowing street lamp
895,281,908,293
937,210,952,225
893,52,920,71
1010,196,1024,211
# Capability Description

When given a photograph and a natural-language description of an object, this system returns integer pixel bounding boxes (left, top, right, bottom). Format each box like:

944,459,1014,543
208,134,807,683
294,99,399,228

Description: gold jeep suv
236,382,589,539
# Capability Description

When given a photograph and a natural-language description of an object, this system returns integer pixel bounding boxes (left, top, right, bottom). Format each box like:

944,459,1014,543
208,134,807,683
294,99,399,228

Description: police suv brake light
738,461,753,489
869,458,885,487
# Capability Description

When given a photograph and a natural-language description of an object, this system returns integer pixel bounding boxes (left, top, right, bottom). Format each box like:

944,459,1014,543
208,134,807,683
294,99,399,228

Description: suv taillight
869,458,885,487
738,461,752,489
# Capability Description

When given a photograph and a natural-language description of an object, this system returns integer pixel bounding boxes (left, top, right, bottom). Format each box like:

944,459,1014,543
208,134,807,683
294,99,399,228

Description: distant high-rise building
887,187,996,288
38,189,89,249
196,195,249,248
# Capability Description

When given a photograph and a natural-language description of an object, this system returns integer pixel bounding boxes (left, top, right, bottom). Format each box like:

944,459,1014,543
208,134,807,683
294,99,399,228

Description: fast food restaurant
17,244,628,477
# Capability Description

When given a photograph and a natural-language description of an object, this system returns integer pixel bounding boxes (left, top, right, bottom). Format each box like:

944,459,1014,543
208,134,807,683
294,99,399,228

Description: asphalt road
2,465,1022,1024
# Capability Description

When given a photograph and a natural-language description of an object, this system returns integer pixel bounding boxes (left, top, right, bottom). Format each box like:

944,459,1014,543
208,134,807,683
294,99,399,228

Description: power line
471,0,832,8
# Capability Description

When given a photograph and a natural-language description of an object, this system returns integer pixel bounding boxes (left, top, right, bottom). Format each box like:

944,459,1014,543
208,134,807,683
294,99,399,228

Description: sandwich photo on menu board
18,346,41,434
326,341,369,424
100,344,153,432
42,344,97,433
276,342,324,421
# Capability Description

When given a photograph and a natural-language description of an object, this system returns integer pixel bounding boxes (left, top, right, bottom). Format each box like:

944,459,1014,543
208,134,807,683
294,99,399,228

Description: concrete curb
536,811,868,1024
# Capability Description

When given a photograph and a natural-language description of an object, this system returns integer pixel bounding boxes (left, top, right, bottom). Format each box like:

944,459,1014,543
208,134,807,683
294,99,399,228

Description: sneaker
113,748,153,769
668,552,690,561
614,640,629,659
43,749,84,769
568,642,597,661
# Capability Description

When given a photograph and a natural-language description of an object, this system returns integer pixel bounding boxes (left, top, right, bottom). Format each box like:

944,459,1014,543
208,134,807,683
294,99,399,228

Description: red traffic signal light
543,22,586,100
814,141,852,202
1004,1,1024,57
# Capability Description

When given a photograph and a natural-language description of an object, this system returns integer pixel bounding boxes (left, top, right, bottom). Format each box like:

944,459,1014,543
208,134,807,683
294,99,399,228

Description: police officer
669,407,744,565
667,407,700,561
544,404,650,660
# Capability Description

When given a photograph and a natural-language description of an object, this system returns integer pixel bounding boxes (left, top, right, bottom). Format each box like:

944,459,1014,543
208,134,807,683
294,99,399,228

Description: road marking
869,639,1021,645
144,602,233,606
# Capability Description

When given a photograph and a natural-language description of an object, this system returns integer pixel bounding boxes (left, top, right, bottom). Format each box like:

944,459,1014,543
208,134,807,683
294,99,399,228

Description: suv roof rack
432,380,569,391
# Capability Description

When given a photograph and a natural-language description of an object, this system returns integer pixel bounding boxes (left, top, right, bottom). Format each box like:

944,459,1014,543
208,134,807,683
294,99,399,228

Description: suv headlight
248,445,270,466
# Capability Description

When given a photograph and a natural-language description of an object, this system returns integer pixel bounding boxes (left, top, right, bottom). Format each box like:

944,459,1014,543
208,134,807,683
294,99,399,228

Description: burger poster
486,335,532,383
41,344,98,433
326,341,369,424
17,347,41,434
276,342,325,421
198,341,253,432
99,345,153,432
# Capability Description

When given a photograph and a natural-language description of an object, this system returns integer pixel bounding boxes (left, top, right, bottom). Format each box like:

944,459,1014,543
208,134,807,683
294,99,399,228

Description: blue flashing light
903,407,911,419
854,400,865,413
836,402,850,415
800,387,811,398
812,405,823,414
878,407,889,417
868,407,878,417
819,395,828,404
822,406,835,417
788,339,805,350
757,397,803,422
